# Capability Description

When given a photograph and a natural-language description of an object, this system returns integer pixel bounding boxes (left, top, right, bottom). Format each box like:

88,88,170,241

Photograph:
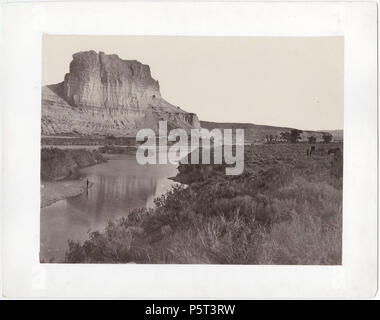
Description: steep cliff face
42,50,200,136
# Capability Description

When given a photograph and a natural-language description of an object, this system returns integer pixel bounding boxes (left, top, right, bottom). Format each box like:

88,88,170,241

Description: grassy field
65,142,343,264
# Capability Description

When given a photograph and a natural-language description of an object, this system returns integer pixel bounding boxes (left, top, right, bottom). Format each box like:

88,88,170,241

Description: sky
42,35,343,130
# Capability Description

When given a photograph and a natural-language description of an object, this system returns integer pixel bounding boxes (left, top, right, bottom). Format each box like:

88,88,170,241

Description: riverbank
41,147,106,181
64,142,343,264
40,152,180,262
41,179,94,208
41,147,105,208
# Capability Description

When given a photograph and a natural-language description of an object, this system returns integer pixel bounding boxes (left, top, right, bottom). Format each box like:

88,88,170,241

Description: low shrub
65,143,343,264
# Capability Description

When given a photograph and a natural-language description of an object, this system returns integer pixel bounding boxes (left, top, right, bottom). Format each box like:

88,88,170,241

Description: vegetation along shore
40,148,105,208
64,142,343,265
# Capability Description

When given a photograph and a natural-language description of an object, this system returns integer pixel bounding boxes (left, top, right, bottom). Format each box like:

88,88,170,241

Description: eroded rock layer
42,50,200,136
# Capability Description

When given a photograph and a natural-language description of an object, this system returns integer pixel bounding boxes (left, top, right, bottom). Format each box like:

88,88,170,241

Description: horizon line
199,118,343,132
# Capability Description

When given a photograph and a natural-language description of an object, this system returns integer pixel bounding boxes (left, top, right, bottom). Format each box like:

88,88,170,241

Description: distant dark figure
86,179,89,189
328,148,341,156
306,145,316,157
328,148,341,162
310,146,316,156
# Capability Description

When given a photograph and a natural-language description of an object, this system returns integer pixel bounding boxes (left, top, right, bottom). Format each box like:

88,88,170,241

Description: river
40,153,179,262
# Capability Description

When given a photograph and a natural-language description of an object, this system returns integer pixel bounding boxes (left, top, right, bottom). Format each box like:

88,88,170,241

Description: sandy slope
41,179,93,208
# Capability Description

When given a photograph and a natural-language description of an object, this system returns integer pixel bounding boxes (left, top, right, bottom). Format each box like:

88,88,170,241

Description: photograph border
1,1,377,298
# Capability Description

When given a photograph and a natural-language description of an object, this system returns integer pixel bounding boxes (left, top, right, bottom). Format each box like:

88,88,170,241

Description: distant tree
280,131,291,142
308,136,317,144
322,133,333,143
265,134,275,143
290,129,303,143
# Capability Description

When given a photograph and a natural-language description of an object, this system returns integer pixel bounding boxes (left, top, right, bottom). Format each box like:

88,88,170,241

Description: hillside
201,121,343,143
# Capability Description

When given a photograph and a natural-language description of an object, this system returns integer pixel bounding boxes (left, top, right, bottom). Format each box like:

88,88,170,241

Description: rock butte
41,50,200,136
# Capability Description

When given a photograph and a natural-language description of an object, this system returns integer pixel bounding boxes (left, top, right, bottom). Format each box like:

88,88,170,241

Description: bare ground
41,179,92,208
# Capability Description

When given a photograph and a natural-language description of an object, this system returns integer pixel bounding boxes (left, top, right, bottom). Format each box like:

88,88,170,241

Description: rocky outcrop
42,51,200,136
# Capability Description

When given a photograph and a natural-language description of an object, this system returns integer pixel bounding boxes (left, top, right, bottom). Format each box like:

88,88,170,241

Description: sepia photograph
40,35,344,264
1,0,378,300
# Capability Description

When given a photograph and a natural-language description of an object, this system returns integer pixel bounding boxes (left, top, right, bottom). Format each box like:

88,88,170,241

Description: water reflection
40,154,179,262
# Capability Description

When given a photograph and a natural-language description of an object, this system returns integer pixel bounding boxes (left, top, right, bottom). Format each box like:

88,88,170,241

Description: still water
40,153,179,262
